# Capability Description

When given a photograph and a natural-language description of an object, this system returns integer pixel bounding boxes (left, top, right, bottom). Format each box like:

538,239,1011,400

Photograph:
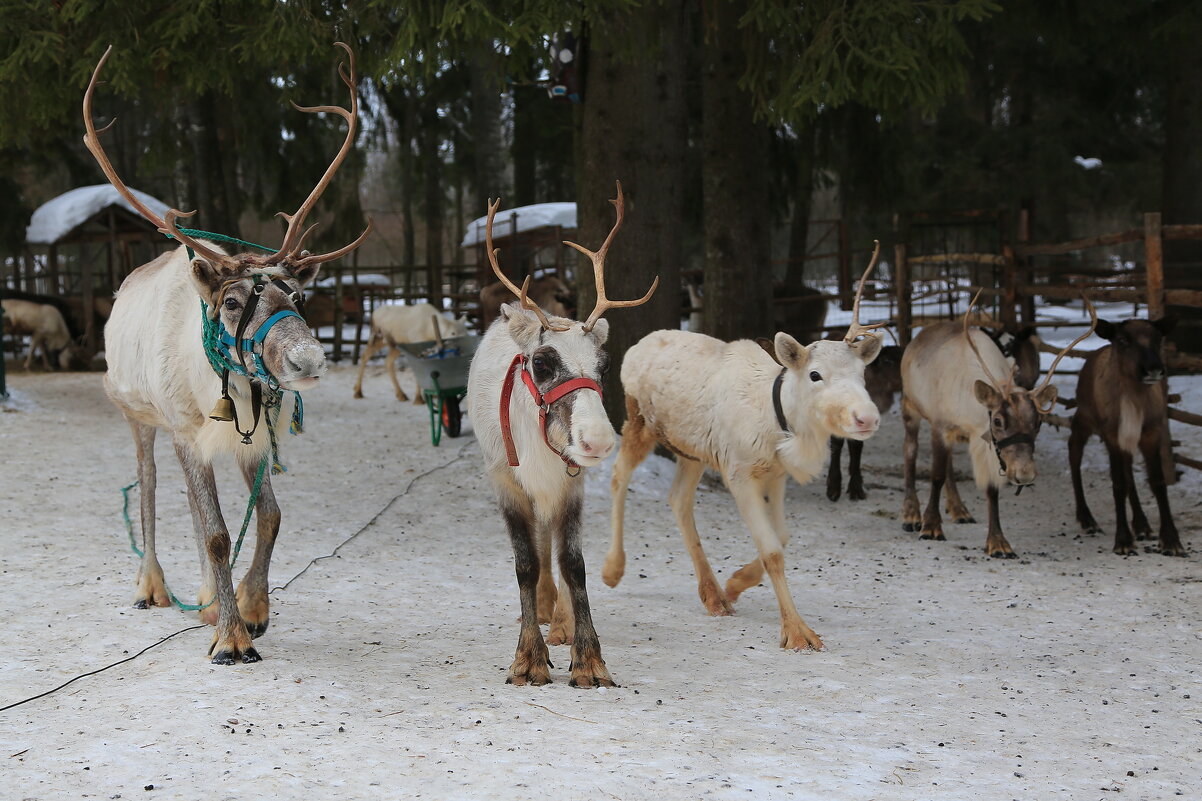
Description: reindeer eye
809,371,822,382
223,297,241,311
532,356,545,371
993,415,1004,427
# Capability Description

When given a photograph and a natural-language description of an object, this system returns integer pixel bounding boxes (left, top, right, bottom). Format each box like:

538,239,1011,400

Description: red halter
499,352,603,471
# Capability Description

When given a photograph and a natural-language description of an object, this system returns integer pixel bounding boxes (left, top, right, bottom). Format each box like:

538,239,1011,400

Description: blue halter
218,308,306,385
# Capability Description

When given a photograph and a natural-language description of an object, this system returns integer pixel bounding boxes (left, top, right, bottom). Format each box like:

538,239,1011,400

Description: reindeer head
966,292,1096,487
83,42,371,392
775,332,883,440
1096,317,1175,384
487,182,657,469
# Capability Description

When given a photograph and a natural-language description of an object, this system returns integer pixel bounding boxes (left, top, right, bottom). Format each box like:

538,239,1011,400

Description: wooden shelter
13,185,176,352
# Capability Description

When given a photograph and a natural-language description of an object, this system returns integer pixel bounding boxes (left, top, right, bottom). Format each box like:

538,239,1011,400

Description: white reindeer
1,299,75,370
605,247,888,651
352,302,470,402
900,292,1093,557
85,43,370,664
466,182,657,687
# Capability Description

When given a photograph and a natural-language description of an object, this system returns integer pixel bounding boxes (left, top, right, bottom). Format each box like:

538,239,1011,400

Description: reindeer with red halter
466,182,657,687
85,43,370,663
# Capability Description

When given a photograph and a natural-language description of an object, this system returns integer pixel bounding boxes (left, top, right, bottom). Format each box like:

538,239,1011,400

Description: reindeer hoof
848,487,867,501
989,551,1018,559
919,530,945,541
210,647,261,665
902,522,917,532
954,516,976,524
133,599,150,610
1158,543,1187,557
245,620,269,639
826,485,842,502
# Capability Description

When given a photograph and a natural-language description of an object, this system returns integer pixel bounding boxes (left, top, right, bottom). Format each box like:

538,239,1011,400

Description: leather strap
772,368,789,432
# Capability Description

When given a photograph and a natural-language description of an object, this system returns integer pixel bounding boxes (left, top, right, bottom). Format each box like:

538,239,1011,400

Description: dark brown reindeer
86,44,370,663
1069,316,1184,556
478,273,574,330
465,182,657,687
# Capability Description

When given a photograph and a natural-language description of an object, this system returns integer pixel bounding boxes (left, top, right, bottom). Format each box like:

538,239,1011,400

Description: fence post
1002,245,1017,328
1145,212,1164,320
893,213,911,345
1017,208,1035,325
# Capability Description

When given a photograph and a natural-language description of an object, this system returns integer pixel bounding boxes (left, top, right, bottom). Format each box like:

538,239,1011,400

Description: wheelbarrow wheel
442,396,463,437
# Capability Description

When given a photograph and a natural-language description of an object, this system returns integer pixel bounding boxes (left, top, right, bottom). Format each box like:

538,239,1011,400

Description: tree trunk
578,1,690,427
1162,25,1202,350
469,42,508,211
783,124,817,296
420,102,444,307
189,91,241,237
701,0,771,342
512,84,539,208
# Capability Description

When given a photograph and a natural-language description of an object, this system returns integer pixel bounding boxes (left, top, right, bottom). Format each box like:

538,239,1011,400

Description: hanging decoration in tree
548,32,582,103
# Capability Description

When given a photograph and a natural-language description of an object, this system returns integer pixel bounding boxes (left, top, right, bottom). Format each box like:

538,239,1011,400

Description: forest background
2,0,1200,418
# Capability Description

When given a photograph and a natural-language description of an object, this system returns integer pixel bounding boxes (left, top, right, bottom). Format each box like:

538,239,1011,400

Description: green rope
121,455,267,612
169,227,275,258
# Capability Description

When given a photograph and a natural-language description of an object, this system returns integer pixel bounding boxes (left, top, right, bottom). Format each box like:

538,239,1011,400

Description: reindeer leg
384,344,409,402
729,475,822,651
670,459,731,615
1106,443,1136,555
901,397,922,532
128,419,168,609
495,477,549,686
234,459,280,639
943,448,976,523
604,398,657,588
846,438,867,501
555,485,615,688
352,332,384,398
1140,427,1184,556
920,427,948,541
728,473,789,603
536,523,558,626
826,437,844,501
1069,418,1101,533
173,437,258,664
1124,459,1152,540
984,484,1016,558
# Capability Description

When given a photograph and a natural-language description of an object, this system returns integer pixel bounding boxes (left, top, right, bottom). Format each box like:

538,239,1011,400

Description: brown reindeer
1069,316,1183,556
478,273,574,331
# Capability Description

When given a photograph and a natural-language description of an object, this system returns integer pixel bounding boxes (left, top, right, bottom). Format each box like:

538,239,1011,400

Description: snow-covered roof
313,273,392,289
26,184,171,245
460,202,576,248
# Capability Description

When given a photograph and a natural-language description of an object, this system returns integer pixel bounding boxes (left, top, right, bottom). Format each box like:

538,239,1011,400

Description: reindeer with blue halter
84,43,371,664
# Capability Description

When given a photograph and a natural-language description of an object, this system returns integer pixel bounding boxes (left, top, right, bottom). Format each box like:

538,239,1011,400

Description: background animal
1,298,75,370
465,185,654,688
607,251,886,651
899,300,1090,557
352,302,470,403
478,272,573,331
85,42,368,664
1069,316,1183,555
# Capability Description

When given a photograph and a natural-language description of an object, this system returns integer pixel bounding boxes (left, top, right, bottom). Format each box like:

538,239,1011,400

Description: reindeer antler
963,288,1009,390
1033,296,1097,412
565,180,659,333
485,198,570,332
843,240,890,343
83,46,239,270
266,42,372,267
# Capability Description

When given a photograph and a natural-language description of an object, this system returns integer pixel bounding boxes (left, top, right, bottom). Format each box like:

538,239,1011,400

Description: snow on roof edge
460,202,576,248
26,184,171,245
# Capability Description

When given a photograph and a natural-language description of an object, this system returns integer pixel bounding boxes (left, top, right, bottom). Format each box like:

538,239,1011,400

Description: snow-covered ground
1,355,1200,800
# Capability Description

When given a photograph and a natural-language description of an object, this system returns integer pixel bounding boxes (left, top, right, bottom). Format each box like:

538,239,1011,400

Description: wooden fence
892,210,1202,478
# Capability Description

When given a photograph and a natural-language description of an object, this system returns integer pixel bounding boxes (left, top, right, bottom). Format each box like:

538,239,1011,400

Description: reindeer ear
190,256,226,309
1031,382,1058,411
502,303,542,350
851,332,883,364
1095,319,1117,341
973,379,1003,410
774,332,810,371
290,261,322,289
587,317,610,345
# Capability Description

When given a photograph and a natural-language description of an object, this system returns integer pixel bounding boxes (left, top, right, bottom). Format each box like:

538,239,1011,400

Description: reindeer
85,43,370,663
352,302,470,403
605,246,888,651
1,299,75,370
478,273,574,330
1068,316,1183,556
900,294,1093,557
466,182,656,687
826,343,904,501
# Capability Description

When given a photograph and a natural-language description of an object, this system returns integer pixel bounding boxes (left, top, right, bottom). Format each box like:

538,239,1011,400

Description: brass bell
209,396,235,422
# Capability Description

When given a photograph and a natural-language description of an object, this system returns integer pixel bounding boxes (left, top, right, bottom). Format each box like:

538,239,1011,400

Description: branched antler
1034,296,1098,412
843,240,890,343
963,288,1009,390
564,181,659,333
485,198,570,331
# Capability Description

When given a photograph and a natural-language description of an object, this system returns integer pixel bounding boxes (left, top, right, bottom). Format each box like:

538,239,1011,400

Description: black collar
772,368,789,432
